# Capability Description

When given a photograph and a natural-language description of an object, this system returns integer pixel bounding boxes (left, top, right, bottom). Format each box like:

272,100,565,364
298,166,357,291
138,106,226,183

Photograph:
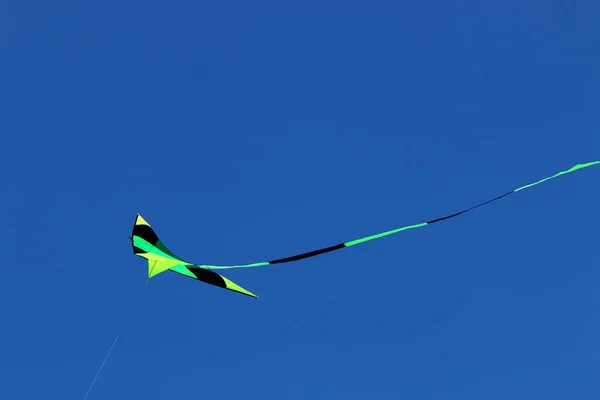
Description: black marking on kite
187,267,256,298
132,224,160,245
188,266,227,287
133,245,146,254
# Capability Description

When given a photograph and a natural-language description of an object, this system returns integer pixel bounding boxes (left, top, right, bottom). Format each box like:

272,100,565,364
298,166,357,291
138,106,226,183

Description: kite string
82,335,119,400
82,274,151,399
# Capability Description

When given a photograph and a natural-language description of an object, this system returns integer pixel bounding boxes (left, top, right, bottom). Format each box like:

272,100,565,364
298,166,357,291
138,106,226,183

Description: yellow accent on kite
222,275,258,298
136,214,151,226
148,259,181,278
141,251,181,264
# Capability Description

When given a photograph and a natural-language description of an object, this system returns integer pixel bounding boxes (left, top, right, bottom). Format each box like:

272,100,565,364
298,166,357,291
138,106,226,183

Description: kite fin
131,214,192,278
147,259,181,278
171,265,258,298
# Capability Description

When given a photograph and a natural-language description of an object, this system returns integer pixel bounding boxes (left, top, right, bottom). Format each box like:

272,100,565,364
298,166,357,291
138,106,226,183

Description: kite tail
195,160,599,270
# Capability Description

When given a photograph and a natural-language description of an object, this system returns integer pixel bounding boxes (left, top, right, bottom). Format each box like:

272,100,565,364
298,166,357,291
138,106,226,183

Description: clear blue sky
2,1,599,399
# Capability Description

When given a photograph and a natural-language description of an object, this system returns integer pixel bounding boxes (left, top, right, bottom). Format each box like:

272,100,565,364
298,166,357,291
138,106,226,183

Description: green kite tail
190,160,599,270
131,160,598,298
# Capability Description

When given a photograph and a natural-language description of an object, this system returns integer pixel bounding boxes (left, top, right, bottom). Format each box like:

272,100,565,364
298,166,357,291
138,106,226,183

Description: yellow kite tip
135,214,151,227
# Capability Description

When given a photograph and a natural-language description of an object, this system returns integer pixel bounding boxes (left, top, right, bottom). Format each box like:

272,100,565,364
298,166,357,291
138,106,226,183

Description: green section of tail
514,161,599,192
345,222,428,247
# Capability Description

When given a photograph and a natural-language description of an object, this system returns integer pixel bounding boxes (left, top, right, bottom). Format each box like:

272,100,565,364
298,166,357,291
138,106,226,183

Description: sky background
2,1,599,399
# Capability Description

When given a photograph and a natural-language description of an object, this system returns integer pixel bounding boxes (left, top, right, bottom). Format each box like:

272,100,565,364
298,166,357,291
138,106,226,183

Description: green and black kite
131,160,599,298
131,214,259,298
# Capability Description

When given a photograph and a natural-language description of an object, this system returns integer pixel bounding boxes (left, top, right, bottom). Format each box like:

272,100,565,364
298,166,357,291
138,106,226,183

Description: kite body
131,214,258,298
131,160,598,298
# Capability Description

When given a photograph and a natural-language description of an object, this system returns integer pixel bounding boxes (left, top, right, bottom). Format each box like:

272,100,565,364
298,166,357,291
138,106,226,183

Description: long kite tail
199,160,599,270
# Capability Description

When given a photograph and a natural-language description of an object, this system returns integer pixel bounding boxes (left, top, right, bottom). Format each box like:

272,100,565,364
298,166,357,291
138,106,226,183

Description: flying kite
131,160,598,298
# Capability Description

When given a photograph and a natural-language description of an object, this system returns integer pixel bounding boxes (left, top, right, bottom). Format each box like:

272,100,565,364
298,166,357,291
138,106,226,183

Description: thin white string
82,335,119,400
82,237,152,399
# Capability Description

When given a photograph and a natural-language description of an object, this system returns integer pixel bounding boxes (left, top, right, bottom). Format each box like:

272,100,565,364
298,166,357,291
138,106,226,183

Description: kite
131,160,598,298
131,214,260,298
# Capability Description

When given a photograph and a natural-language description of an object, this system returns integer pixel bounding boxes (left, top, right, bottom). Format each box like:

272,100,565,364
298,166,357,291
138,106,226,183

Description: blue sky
2,1,599,399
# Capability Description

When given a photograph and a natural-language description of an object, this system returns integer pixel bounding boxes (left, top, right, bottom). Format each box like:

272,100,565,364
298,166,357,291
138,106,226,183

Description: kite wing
131,214,257,298
186,160,598,271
